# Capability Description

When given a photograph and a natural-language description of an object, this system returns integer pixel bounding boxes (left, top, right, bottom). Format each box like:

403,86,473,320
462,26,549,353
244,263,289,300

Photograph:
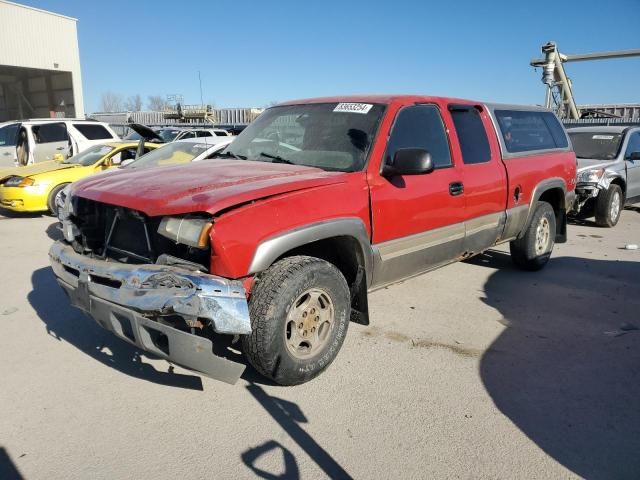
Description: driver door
368,104,466,287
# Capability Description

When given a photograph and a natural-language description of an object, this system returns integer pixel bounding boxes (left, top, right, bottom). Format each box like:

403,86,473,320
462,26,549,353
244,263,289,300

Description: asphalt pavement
0,206,639,479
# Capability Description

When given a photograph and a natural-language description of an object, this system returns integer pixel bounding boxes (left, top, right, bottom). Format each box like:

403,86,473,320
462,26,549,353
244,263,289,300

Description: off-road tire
47,183,69,216
594,184,623,228
241,255,350,386
510,201,556,271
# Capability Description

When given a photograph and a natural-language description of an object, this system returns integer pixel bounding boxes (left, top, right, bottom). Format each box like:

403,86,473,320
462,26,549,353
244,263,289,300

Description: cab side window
449,106,491,164
625,132,640,160
385,105,452,169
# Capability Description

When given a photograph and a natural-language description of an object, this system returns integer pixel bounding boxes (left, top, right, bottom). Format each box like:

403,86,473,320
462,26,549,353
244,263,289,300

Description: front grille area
71,197,211,270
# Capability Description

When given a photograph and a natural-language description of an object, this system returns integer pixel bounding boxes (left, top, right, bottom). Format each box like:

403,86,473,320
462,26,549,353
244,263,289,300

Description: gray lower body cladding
49,241,251,384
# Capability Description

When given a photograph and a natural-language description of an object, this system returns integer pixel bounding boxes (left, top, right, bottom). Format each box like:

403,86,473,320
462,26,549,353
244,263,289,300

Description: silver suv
569,126,640,227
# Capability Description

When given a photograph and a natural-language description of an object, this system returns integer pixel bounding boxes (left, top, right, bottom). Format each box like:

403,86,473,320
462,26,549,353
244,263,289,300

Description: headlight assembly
577,168,605,184
3,176,35,187
157,216,212,249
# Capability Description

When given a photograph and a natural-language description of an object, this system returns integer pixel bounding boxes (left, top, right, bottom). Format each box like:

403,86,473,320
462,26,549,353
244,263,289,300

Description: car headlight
3,176,35,187
157,216,212,249
577,168,605,184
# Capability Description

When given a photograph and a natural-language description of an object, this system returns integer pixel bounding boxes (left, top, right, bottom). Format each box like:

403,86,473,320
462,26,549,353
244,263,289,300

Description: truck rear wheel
510,201,556,271
242,255,350,385
595,184,623,228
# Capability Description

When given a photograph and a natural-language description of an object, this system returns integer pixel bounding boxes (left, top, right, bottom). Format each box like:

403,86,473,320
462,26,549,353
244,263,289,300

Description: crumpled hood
0,161,75,180
71,160,347,217
576,157,617,172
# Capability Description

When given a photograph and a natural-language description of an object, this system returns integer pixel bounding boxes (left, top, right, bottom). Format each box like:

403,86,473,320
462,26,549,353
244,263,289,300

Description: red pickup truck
50,95,576,385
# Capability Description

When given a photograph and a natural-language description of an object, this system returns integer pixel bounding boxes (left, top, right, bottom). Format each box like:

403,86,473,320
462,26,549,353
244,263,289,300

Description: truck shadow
0,447,24,480
241,383,352,479
471,251,640,479
28,267,205,390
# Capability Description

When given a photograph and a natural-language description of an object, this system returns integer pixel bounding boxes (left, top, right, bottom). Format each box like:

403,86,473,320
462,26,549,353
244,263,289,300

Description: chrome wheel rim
535,217,551,255
610,191,621,221
285,288,334,359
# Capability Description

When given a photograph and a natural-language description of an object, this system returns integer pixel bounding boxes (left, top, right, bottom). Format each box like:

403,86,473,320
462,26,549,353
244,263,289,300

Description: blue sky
20,0,640,113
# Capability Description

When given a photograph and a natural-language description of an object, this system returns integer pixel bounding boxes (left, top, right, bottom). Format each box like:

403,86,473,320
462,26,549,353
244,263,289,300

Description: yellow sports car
0,141,159,214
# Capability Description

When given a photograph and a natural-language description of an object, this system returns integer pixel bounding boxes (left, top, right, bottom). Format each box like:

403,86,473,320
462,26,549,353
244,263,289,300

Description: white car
124,124,232,143
0,119,119,168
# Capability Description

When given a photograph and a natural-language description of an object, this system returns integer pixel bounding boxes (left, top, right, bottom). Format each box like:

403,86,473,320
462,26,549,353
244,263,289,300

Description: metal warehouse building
0,0,84,121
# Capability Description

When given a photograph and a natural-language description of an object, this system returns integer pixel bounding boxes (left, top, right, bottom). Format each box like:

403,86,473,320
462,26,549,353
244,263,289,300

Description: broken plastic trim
49,241,251,335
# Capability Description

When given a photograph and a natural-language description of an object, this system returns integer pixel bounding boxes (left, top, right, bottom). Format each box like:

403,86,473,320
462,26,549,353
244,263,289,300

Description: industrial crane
530,42,640,119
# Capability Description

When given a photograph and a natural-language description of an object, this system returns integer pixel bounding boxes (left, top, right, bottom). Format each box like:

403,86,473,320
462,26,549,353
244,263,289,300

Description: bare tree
147,95,168,111
124,94,143,112
100,91,124,112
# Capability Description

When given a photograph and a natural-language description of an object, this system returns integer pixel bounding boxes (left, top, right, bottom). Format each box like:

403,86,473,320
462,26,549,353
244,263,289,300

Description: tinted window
386,105,452,168
568,132,623,160
214,131,228,137
0,124,18,146
33,123,68,143
450,106,491,164
73,123,113,140
625,132,640,159
180,131,196,139
197,131,212,137
495,110,557,153
541,112,568,148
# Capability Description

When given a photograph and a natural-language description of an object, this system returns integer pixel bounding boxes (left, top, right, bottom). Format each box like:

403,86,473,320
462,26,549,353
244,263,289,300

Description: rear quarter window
73,123,114,140
495,110,567,153
450,106,491,164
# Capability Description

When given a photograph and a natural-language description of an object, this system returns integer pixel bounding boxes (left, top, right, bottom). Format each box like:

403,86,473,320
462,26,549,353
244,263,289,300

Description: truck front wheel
242,255,350,385
510,201,556,271
595,184,623,228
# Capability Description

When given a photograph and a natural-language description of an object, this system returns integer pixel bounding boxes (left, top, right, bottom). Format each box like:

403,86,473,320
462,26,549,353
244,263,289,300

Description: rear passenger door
31,123,70,162
369,104,466,287
449,105,508,254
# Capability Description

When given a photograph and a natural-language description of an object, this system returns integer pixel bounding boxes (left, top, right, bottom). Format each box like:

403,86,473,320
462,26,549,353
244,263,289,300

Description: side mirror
629,151,640,161
382,148,434,177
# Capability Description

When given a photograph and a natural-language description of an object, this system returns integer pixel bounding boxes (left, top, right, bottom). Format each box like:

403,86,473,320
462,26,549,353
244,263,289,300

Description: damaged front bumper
48,241,251,384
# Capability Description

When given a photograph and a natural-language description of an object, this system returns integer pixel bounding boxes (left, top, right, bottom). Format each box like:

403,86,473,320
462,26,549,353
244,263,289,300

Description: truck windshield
220,103,385,172
568,132,623,160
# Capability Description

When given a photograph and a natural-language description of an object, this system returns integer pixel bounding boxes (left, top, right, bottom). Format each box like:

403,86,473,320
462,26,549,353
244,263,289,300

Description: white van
0,119,119,168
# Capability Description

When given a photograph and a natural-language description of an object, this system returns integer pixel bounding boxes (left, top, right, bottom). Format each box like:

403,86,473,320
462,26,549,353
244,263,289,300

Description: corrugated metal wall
577,104,640,120
0,1,84,117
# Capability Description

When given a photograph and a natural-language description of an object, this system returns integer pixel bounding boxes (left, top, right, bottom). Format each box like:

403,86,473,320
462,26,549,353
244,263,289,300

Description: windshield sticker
592,135,615,140
333,103,373,114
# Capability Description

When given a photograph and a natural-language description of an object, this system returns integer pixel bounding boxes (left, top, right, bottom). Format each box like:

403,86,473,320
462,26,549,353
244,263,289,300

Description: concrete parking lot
1,207,639,479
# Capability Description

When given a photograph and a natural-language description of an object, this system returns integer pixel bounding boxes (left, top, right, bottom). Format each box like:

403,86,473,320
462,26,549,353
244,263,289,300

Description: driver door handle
449,181,464,196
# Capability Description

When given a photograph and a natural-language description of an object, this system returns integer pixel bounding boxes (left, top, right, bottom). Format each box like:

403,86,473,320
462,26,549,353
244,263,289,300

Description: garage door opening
0,65,76,122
